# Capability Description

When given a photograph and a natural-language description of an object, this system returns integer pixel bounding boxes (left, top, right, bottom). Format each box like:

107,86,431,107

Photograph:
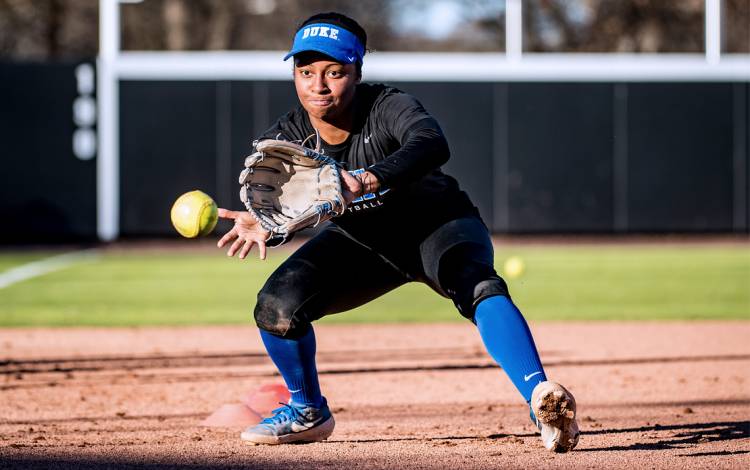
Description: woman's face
294,52,359,123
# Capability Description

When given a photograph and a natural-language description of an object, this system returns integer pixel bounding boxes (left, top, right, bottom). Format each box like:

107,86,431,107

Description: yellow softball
503,256,525,279
170,190,218,238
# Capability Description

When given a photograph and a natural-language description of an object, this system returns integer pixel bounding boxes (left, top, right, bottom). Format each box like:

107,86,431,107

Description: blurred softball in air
503,256,525,279
170,190,218,238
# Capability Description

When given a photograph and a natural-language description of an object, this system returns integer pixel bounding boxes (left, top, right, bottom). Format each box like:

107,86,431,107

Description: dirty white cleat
240,400,335,445
530,381,580,453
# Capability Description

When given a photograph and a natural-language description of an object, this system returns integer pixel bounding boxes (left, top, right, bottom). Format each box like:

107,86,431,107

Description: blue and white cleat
530,381,580,453
240,400,335,445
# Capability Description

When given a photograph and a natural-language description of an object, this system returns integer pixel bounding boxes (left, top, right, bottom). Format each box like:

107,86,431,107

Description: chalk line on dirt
0,250,99,289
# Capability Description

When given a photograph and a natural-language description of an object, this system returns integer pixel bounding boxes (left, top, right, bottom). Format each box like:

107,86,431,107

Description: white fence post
505,0,523,62
705,0,722,65
97,0,120,241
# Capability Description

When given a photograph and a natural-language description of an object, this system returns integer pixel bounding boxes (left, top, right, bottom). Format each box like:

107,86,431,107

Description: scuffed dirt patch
1,322,748,469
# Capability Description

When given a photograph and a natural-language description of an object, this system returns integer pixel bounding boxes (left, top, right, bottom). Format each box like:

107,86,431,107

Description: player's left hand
217,208,271,260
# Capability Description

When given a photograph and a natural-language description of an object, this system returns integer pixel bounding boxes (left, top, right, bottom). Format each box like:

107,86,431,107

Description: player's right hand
217,208,271,260
339,169,380,204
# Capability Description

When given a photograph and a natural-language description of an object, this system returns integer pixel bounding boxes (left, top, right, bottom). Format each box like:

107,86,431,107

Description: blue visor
283,22,365,64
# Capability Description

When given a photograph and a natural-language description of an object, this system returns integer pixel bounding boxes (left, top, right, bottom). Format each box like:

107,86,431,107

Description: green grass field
0,243,747,326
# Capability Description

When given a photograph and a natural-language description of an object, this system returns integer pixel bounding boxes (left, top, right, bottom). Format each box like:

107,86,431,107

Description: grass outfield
0,243,747,326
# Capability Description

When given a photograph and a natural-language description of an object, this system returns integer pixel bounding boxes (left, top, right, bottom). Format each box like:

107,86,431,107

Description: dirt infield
1,322,748,469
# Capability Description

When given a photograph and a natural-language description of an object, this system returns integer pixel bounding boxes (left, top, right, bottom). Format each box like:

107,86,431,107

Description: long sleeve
366,92,450,188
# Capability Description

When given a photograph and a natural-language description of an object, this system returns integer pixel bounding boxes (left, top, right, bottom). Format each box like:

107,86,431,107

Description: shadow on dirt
329,431,538,444
0,458,315,469
3,352,749,376
1,411,208,426
0,433,542,470
679,449,750,457
582,420,749,452
0,347,490,375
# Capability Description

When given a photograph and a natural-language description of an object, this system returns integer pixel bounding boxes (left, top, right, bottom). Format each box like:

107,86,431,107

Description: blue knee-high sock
259,327,323,408
474,295,546,403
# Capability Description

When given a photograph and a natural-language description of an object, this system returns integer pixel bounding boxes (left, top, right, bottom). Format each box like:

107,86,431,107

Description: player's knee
468,278,510,316
254,287,310,338
453,276,510,320
253,258,320,337
435,243,510,320
254,289,290,336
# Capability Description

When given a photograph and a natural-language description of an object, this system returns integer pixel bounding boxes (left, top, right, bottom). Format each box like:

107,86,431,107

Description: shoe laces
261,402,305,426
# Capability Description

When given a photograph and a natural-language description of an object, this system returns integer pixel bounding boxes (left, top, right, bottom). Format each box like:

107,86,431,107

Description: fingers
361,171,381,194
228,238,244,257
216,209,269,260
217,208,238,220
217,226,238,248
339,169,363,196
239,238,255,260
342,188,357,205
226,235,267,261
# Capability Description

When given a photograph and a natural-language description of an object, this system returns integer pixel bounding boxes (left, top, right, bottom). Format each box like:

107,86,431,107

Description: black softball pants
253,217,509,338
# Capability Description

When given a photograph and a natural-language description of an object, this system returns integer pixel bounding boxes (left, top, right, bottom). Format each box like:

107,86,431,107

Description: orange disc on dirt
242,383,291,415
200,403,261,428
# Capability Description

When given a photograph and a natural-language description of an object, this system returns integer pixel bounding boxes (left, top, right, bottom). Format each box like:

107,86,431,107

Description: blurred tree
0,0,747,59
523,0,706,52
120,0,397,51
386,0,505,51
725,0,750,52
163,0,188,50
0,0,98,60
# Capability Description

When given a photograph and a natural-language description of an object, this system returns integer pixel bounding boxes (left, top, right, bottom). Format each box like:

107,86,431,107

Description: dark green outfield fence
1,62,748,242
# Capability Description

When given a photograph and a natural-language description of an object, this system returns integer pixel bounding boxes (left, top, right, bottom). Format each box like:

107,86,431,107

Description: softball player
218,12,579,452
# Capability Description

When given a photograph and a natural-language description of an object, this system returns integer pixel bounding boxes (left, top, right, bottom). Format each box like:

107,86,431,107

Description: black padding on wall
112,80,750,236
120,81,217,236
0,62,96,242
227,81,257,214
393,82,495,225
507,83,614,232
627,83,734,231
